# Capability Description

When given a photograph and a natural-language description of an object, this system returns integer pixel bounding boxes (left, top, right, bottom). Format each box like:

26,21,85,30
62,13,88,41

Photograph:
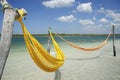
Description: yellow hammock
17,10,65,72
53,31,111,51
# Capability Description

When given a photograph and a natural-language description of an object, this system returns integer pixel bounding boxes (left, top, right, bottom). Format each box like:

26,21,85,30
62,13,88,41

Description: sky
0,0,120,34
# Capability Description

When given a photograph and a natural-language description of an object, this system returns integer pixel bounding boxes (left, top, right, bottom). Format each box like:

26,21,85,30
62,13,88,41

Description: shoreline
7,33,120,37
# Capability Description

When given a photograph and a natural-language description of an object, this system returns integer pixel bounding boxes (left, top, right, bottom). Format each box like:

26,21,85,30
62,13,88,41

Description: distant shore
5,34,120,36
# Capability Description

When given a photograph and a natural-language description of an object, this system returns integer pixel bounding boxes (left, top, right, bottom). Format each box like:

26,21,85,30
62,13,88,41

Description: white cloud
98,8,120,26
106,10,120,22
77,2,92,13
57,15,76,22
72,10,77,14
97,7,106,14
42,0,75,8
79,19,94,25
110,21,120,27
98,8,120,22
99,18,109,23
93,17,96,21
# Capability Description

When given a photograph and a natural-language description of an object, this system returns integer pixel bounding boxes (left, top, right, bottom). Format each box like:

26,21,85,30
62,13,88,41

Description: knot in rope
16,8,27,21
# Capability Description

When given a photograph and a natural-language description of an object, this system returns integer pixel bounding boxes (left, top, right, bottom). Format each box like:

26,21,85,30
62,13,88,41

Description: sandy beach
1,40,120,80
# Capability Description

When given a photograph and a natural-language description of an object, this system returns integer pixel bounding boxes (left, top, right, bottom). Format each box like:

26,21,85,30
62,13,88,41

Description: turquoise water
11,35,120,46
10,35,120,54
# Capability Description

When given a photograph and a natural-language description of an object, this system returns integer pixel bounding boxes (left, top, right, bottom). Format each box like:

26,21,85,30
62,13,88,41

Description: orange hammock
52,31,111,51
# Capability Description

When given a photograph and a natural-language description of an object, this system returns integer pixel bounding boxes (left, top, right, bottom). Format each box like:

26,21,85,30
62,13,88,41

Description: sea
2,35,120,80
10,35,120,54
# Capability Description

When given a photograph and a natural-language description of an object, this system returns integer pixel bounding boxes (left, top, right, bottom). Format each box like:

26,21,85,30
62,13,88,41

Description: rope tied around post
1,3,13,12
16,8,27,20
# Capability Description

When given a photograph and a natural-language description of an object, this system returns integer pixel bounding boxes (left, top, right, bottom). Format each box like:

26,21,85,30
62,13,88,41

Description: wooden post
47,28,61,80
47,27,51,53
54,70,61,80
0,0,26,79
112,25,116,56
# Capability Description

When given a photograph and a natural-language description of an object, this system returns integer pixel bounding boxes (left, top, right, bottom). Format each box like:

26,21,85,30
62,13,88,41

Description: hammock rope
17,9,65,72
52,31,112,51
